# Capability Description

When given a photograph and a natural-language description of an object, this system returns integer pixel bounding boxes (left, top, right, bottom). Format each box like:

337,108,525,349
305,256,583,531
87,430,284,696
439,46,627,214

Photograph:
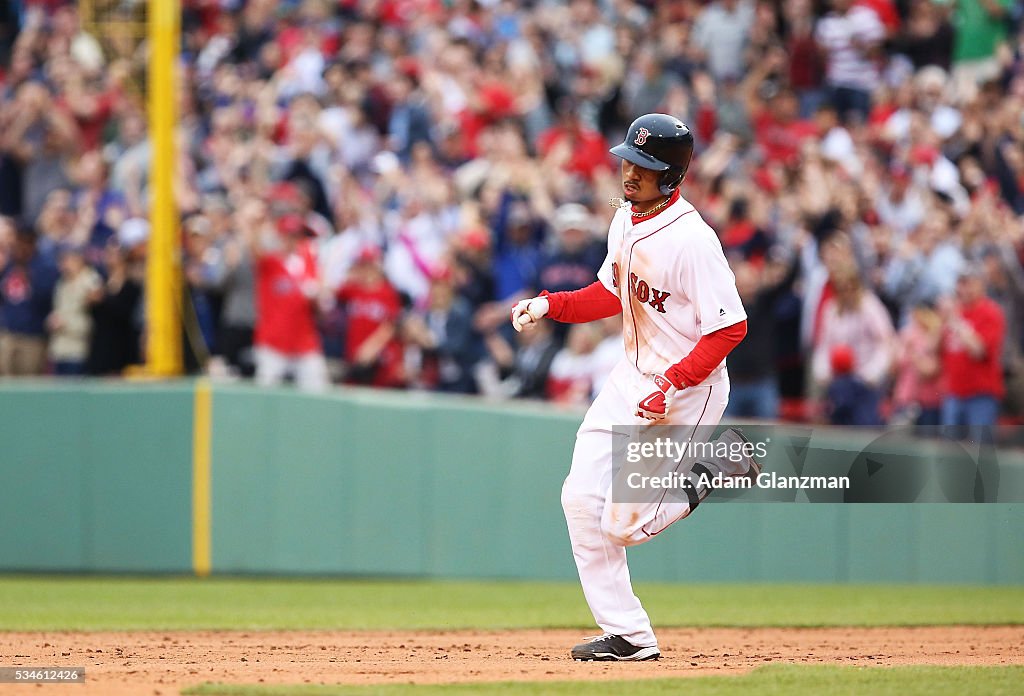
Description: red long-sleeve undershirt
541,281,621,323
538,281,747,389
664,321,747,388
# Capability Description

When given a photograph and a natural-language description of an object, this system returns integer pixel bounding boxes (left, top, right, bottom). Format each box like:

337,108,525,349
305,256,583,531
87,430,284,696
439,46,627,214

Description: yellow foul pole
145,0,183,376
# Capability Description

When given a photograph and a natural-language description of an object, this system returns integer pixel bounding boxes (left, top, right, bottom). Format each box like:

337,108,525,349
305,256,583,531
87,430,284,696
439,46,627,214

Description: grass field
185,665,1024,696
2,576,1024,631
2,576,1022,694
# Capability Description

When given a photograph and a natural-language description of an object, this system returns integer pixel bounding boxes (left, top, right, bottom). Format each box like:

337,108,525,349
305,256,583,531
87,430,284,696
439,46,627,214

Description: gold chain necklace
607,196,672,216
630,196,672,217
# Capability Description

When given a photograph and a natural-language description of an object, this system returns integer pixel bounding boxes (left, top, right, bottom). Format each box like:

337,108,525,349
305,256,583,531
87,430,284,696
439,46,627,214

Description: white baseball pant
561,358,729,648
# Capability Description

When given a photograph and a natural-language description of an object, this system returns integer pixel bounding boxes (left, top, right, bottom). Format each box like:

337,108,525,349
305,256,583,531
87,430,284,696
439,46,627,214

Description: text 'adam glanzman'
626,471,851,490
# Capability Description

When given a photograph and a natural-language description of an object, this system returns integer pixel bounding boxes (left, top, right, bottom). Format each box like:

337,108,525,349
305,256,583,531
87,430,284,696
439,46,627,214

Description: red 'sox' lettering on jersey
649,288,671,313
636,279,650,303
628,271,671,314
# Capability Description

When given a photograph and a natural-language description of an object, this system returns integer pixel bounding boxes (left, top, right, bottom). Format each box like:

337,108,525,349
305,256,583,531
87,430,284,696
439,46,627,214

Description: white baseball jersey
595,194,747,380
561,193,748,650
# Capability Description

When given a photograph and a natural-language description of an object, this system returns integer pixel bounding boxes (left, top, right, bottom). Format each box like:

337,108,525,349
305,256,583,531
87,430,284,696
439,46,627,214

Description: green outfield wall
1,380,1022,583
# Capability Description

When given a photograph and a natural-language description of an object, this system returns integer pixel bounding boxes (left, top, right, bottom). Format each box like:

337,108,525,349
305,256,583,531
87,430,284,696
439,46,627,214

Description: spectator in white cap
532,203,604,298
117,217,149,250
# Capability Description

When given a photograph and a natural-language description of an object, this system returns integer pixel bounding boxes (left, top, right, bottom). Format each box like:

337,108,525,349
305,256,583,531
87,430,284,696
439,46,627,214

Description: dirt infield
2,626,1022,695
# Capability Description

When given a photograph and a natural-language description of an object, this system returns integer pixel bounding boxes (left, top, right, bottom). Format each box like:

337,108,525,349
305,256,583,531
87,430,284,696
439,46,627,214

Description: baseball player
511,114,757,661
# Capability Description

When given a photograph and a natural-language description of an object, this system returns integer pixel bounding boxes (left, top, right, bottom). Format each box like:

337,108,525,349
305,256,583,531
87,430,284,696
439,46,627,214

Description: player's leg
561,365,659,657
601,380,757,546
562,426,658,651
601,383,726,545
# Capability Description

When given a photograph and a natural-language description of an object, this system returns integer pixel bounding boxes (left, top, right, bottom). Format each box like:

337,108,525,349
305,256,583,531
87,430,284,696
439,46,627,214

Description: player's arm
636,320,747,419
513,225,623,331
664,321,748,387
511,281,621,331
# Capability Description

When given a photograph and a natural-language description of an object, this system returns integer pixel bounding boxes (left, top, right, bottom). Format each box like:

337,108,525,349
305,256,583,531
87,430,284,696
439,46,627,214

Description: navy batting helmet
610,114,694,195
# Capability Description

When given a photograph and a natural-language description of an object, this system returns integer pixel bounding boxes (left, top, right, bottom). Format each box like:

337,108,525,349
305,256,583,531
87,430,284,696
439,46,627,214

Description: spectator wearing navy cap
0,227,58,375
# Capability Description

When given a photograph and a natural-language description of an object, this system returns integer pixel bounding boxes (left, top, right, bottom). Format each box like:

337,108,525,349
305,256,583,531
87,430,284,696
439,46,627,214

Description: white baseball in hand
511,296,548,332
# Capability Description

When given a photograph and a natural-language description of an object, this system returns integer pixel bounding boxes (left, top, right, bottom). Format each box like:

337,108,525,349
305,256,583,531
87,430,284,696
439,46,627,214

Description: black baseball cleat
682,428,764,511
718,427,762,481
571,633,660,661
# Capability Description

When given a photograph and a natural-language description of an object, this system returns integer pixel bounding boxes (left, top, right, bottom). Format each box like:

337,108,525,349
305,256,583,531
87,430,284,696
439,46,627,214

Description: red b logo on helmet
634,127,650,146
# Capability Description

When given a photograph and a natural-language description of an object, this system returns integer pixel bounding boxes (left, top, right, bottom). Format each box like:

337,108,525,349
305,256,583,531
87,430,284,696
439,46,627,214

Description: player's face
621,160,663,204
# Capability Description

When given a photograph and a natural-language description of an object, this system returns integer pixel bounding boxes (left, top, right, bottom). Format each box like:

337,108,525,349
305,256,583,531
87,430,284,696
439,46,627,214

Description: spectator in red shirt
536,105,610,183
335,245,405,388
892,300,945,427
753,89,818,167
250,208,327,392
940,264,1006,433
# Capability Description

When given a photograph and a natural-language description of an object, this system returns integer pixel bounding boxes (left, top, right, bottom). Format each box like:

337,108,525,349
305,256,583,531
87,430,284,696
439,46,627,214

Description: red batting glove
635,374,679,421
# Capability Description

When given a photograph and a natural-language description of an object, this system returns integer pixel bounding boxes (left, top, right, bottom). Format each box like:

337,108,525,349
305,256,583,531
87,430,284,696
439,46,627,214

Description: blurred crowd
1,0,1024,429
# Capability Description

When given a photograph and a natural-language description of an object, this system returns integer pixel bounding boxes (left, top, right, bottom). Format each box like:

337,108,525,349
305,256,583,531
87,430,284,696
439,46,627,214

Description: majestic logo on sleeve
611,262,620,288
628,272,671,313
634,127,650,146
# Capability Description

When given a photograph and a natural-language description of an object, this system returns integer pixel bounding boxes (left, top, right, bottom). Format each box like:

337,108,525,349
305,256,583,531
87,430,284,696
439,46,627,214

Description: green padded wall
0,381,194,572
1,380,1022,583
